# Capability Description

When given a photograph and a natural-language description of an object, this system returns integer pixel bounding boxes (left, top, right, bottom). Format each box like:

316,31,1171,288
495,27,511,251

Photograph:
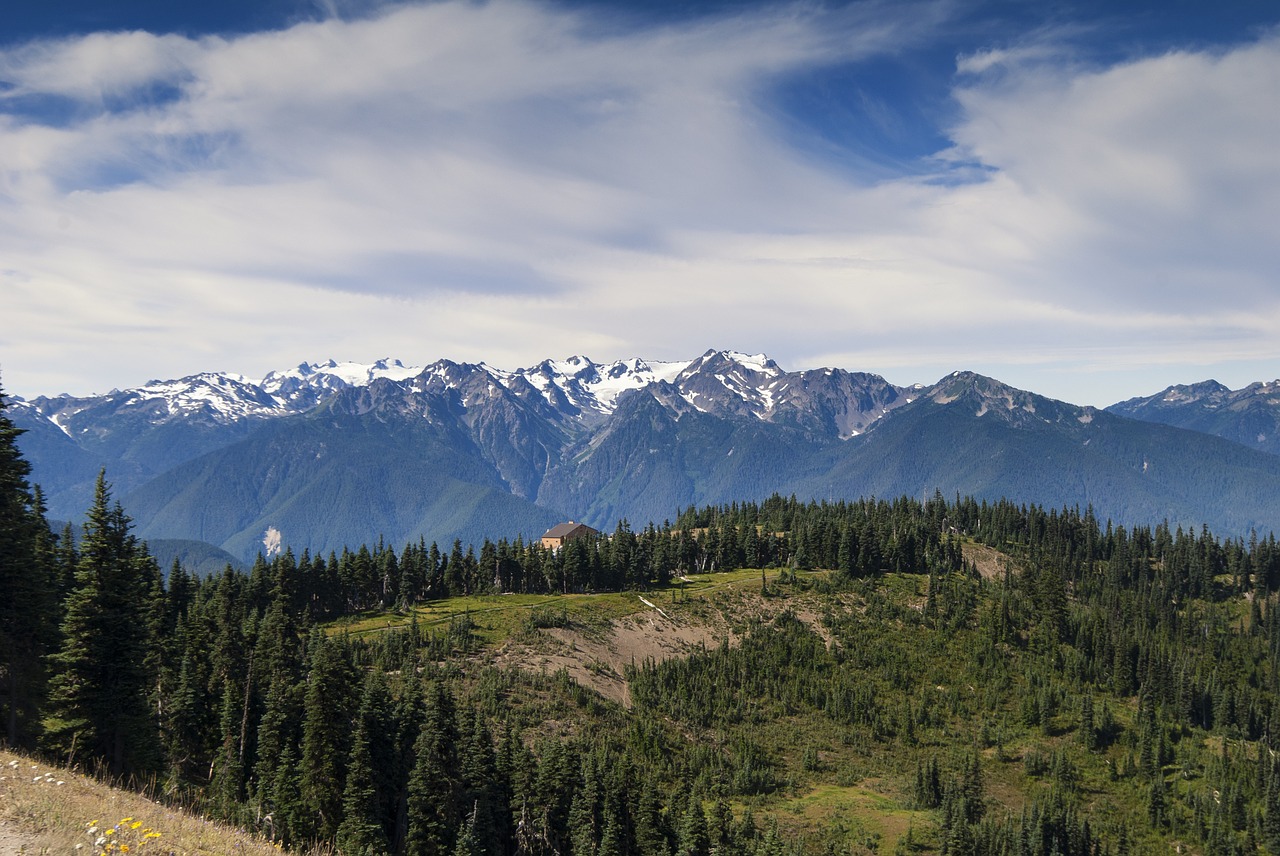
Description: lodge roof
541,521,596,539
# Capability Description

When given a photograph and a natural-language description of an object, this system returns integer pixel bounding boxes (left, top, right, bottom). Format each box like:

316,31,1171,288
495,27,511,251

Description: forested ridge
7,387,1280,856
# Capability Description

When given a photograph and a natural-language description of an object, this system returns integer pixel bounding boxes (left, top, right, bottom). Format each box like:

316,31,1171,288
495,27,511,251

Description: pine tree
0,384,57,749
838,525,856,576
251,672,301,818
164,640,212,792
45,471,160,776
459,708,505,856
337,718,391,856
391,672,428,854
299,632,359,842
568,756,601,856
1147,773,1166,829
211,672,248,816
675,790,710,856
1264,763,1280,856
270,740,305,846
453,804,484,856
960,748,985,824
406,680,461,856
1079,694,1097,750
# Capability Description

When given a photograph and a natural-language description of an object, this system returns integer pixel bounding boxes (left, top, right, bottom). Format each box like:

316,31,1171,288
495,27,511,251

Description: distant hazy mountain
820,372,1280,536
1108,379,1280,456
13,351,1280,561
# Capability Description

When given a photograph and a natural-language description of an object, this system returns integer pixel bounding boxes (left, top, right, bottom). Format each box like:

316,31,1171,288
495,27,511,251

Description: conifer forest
7,387,1280,856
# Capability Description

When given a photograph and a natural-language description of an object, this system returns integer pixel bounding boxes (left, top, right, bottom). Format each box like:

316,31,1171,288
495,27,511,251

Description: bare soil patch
0,819,36,856
962,542,1016,581
494,598,733,706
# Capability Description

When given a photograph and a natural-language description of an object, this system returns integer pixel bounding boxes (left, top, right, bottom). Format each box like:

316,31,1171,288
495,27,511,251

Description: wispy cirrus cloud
1,0,1278,406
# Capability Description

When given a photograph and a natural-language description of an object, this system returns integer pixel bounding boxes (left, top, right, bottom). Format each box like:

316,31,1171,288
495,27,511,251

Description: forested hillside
6,387,1280,855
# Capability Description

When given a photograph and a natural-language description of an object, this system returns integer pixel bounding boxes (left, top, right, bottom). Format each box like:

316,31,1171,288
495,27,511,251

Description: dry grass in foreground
0,747,307,855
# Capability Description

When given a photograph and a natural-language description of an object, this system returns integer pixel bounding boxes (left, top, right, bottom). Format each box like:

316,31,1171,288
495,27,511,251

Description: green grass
327,566,833,646
768,782,930,853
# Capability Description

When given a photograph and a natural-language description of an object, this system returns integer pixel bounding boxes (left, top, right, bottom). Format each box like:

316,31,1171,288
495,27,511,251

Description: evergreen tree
336,719,391,856
211,670,248,816
406,681,461,856
299,632,359,842
251,672,300,816
453,804,484,856
459,708,505,856
164,639,213,792
1264,764,1280,856
633,777,671,856
674,791,710,856
0,385,57,748
392,671,428,854
45,472,160,776
270,740,306,846
1079,694,1097,750
568,755,601,856
1148,773,1167,829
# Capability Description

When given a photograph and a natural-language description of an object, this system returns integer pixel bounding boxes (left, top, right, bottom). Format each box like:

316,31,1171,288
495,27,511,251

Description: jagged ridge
12,351,1280,560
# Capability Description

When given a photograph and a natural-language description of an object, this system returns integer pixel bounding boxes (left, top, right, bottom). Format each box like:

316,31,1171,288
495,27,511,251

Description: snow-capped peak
506,355,691,414
261,358,419,392
587,358,689,410
723,351,782,376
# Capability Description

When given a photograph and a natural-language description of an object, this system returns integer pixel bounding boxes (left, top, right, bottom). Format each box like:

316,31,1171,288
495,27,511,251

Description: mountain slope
15,353,1280,557
813,372,1280,534
123,404,564,560
537,384,834,527
1108,379,1280,456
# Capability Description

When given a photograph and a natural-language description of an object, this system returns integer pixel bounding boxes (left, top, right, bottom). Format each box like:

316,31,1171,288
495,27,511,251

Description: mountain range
1108,379,1280,456
10,350,1280,562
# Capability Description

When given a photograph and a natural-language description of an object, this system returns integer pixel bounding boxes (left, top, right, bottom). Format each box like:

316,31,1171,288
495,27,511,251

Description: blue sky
2,0,1278,406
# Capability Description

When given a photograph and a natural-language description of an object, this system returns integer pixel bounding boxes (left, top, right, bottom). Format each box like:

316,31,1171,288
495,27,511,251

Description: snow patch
47,414,73,437
262,358,419,393
723,351,780,376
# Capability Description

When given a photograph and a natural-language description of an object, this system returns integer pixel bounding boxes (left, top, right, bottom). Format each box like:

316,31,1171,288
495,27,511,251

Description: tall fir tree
0,385,58,748
336,718,391,856
45,471,160,776
406,680,461,856
299,631,359,843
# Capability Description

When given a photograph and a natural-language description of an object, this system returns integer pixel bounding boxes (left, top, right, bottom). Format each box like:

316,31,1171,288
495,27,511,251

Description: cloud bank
1,0,1277,405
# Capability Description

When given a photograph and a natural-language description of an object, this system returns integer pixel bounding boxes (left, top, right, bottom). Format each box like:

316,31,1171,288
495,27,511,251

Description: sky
1,0,1278,407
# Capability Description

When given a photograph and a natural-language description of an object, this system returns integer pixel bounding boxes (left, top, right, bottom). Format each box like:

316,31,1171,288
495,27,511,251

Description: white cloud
1,0,1278,407
0,30,197,101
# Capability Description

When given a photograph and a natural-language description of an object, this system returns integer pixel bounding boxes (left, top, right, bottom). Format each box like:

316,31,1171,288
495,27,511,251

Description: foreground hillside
0,748,288,855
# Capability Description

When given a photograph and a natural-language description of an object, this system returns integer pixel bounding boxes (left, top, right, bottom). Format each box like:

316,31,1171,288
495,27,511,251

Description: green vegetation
8,381,1280,854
